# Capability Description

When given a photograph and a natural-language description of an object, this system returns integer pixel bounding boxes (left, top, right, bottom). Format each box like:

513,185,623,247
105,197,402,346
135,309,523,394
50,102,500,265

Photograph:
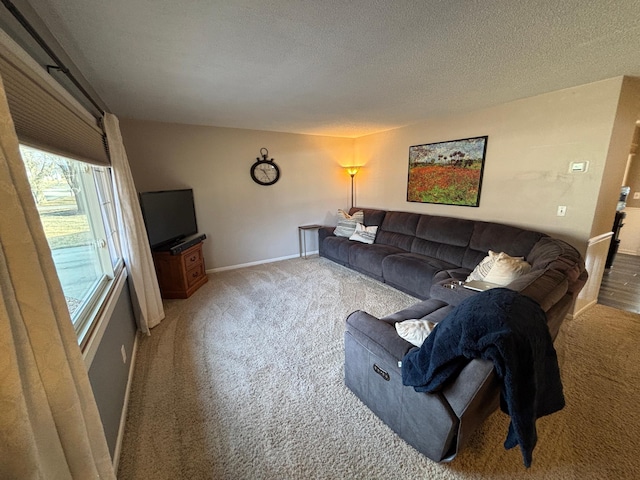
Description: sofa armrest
380,298,450,323
345,310,415,365
506,268,568,312
318,226,336,258
441,359,497,416
527,236,586,291
318,226,335,242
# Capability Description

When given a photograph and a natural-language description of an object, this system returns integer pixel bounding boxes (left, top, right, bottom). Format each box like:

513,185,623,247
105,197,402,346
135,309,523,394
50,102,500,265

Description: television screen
139,189,198,249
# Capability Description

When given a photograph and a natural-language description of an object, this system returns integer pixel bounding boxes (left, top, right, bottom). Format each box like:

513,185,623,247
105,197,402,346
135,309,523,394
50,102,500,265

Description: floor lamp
345,166,360,209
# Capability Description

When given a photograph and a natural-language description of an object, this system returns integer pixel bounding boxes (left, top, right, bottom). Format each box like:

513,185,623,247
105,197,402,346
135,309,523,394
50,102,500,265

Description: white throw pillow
349,223,378,244
483,253,532,285
333,209,364,237
466,250,500,282
395,319,437,348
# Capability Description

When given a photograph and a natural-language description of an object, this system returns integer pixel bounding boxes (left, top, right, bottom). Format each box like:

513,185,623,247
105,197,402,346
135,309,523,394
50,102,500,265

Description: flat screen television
139,188,198,249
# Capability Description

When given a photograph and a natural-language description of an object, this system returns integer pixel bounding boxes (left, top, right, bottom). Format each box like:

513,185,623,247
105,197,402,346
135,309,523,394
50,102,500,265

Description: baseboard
112,331,139,471
208,251,319,273
618,248,639,256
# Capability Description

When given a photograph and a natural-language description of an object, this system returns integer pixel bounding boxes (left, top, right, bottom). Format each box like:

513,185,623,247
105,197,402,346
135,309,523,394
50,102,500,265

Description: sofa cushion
415,215,475,246
376,211,421,251
348,207,387,227
334,209,364,237
321,235,353,265
462,222,544,270
411,215,474,266
382,253,458,299
411,239,469,269
433,267,471,284
349,243,405,279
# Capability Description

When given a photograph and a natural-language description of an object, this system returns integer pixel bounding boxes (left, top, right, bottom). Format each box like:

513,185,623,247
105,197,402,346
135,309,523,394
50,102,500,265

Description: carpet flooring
117,258,640,479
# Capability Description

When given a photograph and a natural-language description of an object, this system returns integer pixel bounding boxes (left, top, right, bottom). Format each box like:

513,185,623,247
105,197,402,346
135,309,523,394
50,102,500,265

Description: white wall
120,120,354,269
354,77,630,253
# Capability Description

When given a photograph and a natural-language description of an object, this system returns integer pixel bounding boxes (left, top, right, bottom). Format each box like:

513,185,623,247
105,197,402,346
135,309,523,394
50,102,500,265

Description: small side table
298,224,323,259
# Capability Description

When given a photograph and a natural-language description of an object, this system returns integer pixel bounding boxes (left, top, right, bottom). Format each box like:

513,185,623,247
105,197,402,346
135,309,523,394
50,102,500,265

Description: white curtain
0,79,115,477
104,113,164,334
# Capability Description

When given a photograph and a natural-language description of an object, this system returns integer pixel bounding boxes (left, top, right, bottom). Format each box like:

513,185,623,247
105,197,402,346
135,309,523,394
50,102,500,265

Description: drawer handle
192,271,199,278
189,256,197,262
373,364,390,381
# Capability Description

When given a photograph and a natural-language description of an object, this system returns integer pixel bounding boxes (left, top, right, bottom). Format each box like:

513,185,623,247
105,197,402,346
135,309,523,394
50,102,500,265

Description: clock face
251,160,280,186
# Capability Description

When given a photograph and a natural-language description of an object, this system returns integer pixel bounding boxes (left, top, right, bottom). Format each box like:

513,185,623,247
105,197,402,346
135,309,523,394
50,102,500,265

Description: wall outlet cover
569,161,589,173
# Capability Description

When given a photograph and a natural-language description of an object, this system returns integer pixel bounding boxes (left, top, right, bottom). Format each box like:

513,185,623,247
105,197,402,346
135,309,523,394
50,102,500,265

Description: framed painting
407,135,488,207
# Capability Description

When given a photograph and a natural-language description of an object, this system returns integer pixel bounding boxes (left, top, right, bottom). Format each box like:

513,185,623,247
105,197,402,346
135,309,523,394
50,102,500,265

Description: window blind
0,29,109,166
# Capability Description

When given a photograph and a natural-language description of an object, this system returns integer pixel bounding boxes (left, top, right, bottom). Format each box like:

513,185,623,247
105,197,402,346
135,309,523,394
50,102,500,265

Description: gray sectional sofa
318,207,587,462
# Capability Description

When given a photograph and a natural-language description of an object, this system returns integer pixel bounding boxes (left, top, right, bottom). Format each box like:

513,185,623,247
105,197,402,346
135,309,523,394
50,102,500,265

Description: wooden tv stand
152,241,208,299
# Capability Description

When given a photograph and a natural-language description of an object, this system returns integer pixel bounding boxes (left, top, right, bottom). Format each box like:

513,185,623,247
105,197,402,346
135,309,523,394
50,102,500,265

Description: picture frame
407,135,488,207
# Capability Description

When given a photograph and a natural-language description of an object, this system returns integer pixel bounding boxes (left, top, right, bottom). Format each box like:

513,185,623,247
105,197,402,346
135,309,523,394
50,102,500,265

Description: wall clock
250,148,280,186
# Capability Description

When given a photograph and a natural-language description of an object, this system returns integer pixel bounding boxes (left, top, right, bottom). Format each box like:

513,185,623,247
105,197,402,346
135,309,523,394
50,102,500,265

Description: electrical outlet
557,206,567,217
121,345,127,364
634,192,640,200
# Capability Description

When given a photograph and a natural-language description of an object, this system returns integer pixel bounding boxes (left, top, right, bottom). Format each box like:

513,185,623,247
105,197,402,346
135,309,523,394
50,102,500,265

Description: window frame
19,144,123,348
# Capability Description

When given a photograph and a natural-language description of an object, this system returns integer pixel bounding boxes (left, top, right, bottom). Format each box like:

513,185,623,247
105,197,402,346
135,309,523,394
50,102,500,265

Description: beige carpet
118,258,640,479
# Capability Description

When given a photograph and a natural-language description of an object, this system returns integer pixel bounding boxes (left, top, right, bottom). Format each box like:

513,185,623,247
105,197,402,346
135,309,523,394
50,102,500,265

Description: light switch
557,206,567,216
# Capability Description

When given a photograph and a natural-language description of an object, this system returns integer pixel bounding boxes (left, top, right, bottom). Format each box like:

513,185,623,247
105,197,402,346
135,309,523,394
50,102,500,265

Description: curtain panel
0,75,115,478
104,113,165,333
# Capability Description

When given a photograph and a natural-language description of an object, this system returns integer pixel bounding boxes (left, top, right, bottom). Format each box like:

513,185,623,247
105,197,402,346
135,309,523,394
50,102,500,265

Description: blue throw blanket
401,288,564,467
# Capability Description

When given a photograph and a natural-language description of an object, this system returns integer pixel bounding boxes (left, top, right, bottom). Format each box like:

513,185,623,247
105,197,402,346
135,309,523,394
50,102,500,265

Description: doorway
598,124,640,314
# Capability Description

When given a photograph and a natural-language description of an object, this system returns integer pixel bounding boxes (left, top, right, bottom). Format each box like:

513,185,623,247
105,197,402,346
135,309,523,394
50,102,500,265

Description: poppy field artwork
407,136,488,207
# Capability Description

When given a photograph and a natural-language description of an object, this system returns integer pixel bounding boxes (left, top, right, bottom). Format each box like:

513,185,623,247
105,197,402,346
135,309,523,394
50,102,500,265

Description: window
19,145,123,345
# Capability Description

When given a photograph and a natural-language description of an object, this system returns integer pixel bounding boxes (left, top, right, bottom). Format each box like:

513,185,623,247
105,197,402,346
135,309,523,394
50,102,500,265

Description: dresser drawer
186,263,206,288
152,241,207,299
183,248,202,269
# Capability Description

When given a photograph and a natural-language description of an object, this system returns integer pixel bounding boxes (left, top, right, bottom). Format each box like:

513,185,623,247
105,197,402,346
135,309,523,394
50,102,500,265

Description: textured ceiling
28,0,640,137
